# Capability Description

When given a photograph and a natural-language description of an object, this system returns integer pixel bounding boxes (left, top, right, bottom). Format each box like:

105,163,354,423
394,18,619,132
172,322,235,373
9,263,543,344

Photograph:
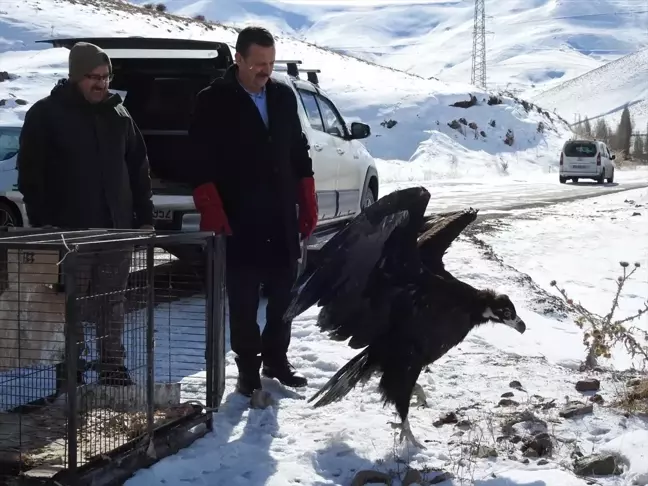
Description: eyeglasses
84,73,113,83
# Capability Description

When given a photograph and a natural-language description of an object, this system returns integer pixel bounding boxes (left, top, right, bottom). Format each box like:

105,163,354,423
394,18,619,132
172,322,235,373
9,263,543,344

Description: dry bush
551,261,648,371
614,378,648,415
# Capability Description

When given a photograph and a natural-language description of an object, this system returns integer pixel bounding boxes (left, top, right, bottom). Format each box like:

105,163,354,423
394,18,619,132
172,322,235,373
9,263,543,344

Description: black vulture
283,186,526,448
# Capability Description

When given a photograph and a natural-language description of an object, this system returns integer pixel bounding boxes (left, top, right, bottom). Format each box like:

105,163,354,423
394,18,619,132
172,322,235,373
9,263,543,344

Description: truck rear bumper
560,169,602,177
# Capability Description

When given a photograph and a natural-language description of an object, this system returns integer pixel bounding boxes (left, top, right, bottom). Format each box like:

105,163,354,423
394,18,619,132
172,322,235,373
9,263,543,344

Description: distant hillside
128,0,647,95
533,48,648,131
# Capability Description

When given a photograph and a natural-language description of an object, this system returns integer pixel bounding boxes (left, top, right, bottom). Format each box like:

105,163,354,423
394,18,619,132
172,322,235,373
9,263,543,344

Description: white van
559,139,615,184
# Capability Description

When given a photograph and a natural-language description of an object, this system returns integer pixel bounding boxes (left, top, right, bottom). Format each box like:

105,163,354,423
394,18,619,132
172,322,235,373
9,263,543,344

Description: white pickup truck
0,36,379,265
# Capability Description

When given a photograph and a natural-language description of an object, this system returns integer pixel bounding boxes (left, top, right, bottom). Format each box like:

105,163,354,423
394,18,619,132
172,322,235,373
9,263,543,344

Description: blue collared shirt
241,84,269,128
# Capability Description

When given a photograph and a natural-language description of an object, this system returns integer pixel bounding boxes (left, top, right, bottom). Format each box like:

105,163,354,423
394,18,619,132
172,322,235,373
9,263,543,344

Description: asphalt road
381,173,648,216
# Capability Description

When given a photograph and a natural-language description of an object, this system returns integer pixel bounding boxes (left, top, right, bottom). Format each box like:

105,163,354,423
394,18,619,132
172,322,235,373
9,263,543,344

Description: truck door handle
313,143,323,151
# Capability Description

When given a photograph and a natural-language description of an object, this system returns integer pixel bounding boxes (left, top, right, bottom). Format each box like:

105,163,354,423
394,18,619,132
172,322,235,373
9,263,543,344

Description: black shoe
98,366,134,386
235,355,262,397
262,358,308,388
236,375,262,397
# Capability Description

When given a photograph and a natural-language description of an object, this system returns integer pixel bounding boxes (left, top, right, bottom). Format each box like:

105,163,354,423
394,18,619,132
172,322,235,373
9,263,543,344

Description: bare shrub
550,262,648,371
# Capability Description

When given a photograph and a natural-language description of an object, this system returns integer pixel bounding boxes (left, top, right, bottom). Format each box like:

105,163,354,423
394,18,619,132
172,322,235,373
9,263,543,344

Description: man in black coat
189,26,318,397
17,42,154,386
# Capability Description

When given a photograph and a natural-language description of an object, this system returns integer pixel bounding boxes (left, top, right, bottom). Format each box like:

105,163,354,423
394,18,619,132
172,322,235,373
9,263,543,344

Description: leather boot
262,356,308,388
98,366,134,386
235,355,262,397
97,356,134,386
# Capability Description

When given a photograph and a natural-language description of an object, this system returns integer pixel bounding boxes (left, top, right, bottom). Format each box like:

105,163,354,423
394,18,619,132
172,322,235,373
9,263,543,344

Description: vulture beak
505,315,526,334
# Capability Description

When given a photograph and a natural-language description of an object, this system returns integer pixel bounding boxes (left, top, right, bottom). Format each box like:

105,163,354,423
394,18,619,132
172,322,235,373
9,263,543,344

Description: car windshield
564,141,597,157
0,127,20,162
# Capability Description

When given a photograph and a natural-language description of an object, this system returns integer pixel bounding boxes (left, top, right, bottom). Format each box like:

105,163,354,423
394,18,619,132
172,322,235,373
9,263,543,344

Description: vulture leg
389,418,426,449
385,371,427,449
412,383,428,409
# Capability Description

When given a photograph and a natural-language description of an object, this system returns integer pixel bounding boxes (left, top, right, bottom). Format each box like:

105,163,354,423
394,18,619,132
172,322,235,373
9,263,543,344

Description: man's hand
297,176,317,240
192,183,232,235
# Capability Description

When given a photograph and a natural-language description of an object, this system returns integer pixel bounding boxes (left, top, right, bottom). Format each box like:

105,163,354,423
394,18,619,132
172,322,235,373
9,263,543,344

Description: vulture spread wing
282,186,431,344
417,208,478,275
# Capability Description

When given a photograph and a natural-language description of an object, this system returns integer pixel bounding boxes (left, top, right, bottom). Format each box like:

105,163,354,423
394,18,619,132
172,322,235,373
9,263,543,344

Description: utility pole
470,0,487,89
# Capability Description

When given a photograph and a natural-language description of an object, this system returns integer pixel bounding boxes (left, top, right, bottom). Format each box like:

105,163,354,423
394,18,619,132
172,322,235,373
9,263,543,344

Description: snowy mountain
532,47,648,132
0,0,573,180
127,0,648,96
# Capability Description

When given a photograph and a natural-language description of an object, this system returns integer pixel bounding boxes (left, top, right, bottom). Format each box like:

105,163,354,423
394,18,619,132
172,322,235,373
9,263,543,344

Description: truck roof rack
305,69,321,85
274,60,302,77
274,60,321,85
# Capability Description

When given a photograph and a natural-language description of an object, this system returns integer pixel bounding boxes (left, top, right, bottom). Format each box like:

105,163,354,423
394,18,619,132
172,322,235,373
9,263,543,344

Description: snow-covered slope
533,47,648,131
127,0,648,95
0,0,572,180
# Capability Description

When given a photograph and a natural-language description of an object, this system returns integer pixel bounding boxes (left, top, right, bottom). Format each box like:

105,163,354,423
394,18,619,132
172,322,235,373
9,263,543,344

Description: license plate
572,164,587,169
153,209,174,221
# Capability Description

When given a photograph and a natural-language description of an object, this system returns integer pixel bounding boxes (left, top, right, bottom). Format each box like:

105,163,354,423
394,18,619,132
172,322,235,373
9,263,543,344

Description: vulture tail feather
308,347,373,408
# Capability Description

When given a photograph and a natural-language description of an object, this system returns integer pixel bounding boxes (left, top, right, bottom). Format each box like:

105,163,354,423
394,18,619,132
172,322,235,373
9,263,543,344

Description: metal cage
0,228,226,485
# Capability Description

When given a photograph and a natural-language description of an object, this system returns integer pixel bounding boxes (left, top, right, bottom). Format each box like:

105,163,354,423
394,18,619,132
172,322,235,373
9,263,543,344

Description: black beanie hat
68,42,112,83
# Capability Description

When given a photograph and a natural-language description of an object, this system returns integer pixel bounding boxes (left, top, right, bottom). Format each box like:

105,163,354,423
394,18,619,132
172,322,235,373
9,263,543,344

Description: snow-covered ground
533,47,648,132
2,0,575,181
127,0,648,97
120,187,648,486
1,0,648,483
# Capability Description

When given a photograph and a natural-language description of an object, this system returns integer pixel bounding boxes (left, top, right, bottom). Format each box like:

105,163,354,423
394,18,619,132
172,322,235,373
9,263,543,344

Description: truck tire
0,199,23,228
361,170,378,210
361,183,376,209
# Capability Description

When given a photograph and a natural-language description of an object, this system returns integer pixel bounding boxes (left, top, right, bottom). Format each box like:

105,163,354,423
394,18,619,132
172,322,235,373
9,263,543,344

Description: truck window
117,75,210,131
314,94,346,138
297,89,325,132
110,73,215,185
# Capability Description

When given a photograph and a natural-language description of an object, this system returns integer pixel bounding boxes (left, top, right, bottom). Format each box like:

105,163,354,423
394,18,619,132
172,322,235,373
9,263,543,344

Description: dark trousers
71,249,132,370
226,255,297,368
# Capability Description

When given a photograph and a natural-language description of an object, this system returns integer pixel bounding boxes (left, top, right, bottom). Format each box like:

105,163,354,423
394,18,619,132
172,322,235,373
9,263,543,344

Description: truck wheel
361,181,376,209
0,200,22,228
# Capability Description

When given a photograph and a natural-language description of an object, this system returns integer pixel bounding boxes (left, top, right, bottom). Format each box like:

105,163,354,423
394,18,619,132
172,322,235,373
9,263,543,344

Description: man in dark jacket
17,42,154,386
189,26,318,397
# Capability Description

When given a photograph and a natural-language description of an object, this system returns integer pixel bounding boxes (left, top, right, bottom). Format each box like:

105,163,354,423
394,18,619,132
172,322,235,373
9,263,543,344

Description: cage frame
0,228,227,486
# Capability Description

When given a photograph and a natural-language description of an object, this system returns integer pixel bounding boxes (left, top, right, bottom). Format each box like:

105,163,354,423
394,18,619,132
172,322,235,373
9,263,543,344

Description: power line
471,0,486,89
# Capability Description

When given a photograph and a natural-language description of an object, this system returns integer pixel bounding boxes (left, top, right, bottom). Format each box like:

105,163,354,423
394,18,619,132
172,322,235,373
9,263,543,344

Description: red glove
297,176,318,239
192,183,232,235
